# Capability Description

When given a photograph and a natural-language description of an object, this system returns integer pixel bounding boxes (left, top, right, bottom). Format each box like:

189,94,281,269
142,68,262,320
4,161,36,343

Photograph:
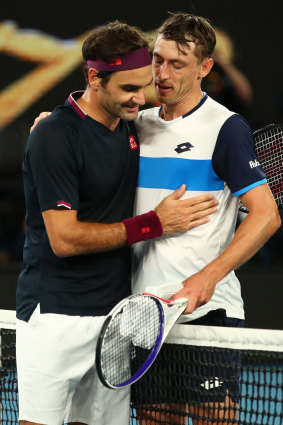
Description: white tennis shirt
132,95,267,321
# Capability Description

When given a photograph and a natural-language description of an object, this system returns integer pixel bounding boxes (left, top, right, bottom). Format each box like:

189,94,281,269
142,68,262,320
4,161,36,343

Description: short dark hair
82,21,149,85
158,12,216,62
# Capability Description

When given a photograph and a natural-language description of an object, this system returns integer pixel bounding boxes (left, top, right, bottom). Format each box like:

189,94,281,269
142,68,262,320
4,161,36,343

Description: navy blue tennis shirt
17,92,140,321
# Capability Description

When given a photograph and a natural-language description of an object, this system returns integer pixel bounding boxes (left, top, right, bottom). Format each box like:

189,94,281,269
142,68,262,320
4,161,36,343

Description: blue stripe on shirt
137,157,224,191
233,178,267,197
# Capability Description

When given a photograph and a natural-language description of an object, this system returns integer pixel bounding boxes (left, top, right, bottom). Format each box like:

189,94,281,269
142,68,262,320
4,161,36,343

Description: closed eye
173,64,182,69
120,80,153,92
121,85,139,92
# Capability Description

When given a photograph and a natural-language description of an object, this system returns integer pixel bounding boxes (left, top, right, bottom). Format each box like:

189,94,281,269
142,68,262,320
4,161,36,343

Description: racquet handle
168,297,188,306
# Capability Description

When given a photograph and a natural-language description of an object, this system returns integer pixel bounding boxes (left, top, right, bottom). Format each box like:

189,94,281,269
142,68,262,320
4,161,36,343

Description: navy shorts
131,309,244,405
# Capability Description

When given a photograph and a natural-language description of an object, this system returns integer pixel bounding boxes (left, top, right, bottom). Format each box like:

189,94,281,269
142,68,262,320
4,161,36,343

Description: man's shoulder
205,96,235,115
49,104,84,130
199,96,236,129
135,106,159,129
137,106,159,120
205,97,251,135
30,105,82,140
26,106,84,158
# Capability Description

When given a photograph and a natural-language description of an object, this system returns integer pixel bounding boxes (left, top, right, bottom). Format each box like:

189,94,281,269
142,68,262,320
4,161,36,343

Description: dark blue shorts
131,309,244,404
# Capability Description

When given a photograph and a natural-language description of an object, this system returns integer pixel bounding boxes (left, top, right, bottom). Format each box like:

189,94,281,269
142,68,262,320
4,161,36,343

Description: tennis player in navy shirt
16,21,217,425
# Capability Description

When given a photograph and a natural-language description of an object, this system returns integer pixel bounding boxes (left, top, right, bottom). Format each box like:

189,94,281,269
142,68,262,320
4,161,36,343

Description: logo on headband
109,59,122,66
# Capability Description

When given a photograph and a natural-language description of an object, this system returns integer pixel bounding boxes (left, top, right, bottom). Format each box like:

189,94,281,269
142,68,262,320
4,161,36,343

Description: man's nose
132,90,146,106
158,63,169,80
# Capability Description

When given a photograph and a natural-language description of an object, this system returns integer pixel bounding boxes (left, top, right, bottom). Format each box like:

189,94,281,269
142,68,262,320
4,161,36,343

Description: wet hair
158,12,216,62
82,20,149,86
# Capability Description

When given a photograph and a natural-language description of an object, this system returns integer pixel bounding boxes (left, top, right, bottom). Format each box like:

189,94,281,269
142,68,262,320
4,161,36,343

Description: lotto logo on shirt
129,135,138,150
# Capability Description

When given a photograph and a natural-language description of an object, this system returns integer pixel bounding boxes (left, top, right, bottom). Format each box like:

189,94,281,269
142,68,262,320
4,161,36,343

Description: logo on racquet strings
175,142,194,154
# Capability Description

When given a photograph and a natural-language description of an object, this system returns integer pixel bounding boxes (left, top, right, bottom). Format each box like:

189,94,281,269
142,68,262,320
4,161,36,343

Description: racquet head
95,293,187,389
240,123,283,213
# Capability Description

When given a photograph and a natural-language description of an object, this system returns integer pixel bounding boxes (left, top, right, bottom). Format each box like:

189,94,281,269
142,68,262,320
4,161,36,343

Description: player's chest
78,131,139,195
138,122,217,160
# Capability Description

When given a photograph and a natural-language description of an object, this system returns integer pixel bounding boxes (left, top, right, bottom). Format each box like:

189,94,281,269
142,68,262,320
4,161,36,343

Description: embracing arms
30,111,218,258
43,185,218,257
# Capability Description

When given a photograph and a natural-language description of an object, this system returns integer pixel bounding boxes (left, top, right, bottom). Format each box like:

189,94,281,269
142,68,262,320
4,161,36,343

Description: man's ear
198,57,214,79
88,68,100,90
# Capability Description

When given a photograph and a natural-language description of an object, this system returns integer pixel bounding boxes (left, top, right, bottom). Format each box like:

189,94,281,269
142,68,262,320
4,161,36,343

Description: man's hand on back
30,112,51,133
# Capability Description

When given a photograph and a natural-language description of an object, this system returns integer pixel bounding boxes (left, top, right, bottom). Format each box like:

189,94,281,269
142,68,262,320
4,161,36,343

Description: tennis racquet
240,123,283,213
96,293,187,389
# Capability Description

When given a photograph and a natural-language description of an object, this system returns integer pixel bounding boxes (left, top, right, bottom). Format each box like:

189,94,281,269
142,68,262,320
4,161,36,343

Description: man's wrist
122,211,163,245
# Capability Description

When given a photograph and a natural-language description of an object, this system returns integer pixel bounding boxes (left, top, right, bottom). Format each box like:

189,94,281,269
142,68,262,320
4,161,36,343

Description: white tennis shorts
16,304,130,425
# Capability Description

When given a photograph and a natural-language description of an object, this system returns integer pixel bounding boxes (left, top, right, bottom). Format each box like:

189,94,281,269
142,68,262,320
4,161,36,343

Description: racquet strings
100,296,162,386
240,125,283,213
255,125,283,208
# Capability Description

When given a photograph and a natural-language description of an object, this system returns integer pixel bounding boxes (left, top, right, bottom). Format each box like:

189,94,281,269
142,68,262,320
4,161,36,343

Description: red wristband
122,211,163,245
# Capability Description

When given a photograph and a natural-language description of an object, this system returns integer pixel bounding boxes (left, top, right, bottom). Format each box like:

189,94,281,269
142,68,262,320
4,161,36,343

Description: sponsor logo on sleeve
249,159,260,168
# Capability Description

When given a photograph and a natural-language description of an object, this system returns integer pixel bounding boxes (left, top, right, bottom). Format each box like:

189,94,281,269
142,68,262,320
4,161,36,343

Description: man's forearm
50,220,128,257
171,201,281,314
43,209,163,257
201,207,280,285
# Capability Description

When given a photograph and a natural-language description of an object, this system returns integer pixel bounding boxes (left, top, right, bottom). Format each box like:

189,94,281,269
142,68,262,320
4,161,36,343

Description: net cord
1,310,283,352
0,309,16,330
166,323,283,352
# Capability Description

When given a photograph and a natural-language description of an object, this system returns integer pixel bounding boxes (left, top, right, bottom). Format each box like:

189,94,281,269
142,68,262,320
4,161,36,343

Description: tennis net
131,324,283,425
0,310,17,425
0,310,282,424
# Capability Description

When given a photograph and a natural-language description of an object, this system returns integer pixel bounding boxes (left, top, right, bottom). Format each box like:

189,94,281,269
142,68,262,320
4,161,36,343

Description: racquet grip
123,211,163,245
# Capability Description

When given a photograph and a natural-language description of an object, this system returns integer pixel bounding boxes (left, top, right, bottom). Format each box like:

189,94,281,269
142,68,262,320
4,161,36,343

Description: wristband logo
129,135,139,150
141,226,151,234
